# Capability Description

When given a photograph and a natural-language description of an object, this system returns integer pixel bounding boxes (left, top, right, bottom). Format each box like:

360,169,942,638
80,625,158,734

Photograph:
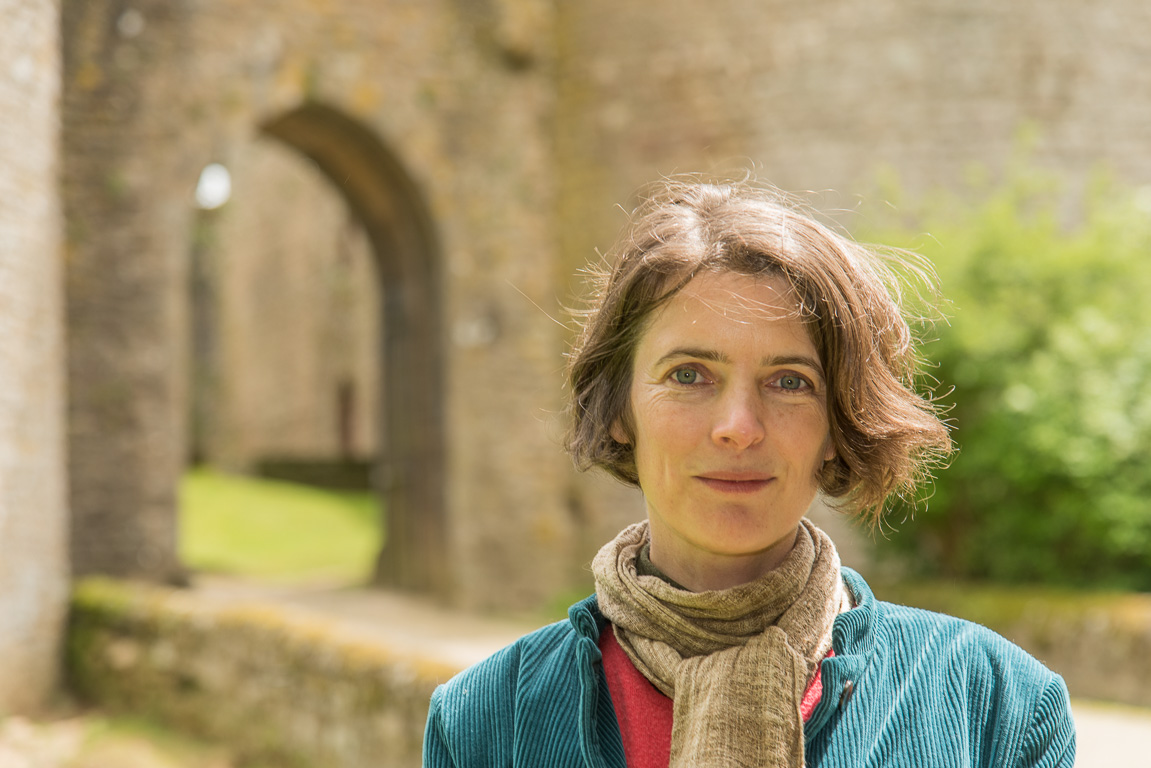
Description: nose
711,385,766,450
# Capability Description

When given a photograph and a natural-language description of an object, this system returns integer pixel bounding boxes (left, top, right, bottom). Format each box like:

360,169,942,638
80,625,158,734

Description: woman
423,180,1076,767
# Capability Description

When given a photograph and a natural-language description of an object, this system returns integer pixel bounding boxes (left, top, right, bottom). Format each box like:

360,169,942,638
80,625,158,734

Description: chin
696,534,789,559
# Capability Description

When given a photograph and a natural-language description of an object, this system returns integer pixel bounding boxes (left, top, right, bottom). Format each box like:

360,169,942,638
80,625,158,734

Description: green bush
863,170,1151,588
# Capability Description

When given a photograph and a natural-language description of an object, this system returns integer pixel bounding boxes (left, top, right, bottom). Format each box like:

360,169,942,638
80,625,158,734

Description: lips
695,472,774,493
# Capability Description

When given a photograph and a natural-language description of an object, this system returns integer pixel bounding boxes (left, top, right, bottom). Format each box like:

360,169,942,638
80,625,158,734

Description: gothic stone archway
261,103,448,596
64,0,574,609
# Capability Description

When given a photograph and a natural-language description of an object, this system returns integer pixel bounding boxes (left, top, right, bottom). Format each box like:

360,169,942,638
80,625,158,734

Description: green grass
179,468,381,584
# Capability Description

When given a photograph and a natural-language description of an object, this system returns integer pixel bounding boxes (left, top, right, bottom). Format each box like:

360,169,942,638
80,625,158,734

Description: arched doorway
258,103,448,596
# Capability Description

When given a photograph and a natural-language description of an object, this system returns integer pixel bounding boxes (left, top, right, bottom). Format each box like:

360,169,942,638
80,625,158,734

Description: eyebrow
653,347,824,374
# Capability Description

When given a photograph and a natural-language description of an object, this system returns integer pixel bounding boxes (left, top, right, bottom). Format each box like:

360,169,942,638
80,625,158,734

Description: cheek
638,396,702,438
630,396,700,464
772,406,833,461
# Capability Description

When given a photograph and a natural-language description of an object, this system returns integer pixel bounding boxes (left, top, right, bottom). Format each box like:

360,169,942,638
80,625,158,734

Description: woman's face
616,271,835,589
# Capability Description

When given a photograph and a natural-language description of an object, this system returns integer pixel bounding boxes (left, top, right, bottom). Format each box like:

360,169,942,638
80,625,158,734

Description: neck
648,527,800,592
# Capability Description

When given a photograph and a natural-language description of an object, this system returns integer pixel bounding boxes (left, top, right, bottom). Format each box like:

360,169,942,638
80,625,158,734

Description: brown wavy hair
564,178,952,522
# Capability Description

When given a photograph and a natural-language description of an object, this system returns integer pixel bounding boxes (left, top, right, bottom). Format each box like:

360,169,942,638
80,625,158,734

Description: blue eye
778,375,806,390
672,368,699,385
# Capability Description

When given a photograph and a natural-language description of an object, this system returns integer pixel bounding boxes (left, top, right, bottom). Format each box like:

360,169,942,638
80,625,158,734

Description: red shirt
599,626,829,768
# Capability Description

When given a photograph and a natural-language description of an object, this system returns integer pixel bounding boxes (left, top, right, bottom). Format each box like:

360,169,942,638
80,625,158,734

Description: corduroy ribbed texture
423,569,1076,767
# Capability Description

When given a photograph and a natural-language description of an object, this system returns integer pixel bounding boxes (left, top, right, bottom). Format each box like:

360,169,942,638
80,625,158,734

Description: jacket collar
570,593,607,639
804,567,877,737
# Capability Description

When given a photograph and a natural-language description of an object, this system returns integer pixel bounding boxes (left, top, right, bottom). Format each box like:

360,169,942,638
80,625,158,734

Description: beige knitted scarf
592,519,847,768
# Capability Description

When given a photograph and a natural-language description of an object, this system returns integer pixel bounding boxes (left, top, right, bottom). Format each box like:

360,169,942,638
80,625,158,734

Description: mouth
695,472,774,494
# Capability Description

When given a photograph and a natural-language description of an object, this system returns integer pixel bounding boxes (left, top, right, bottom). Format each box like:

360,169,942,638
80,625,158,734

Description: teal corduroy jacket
424,569,1075,767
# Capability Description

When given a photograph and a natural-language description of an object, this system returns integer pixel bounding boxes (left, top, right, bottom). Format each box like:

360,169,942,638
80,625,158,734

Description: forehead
634,271,819,362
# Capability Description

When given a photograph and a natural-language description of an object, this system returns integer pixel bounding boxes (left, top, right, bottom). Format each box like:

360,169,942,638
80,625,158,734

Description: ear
610,418,630,445
823,436,837,463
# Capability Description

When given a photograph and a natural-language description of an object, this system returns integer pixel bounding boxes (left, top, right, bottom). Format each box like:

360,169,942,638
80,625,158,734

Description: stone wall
63,0,201,583
554,0,1151,274
0,0,69,713
68,579,449,768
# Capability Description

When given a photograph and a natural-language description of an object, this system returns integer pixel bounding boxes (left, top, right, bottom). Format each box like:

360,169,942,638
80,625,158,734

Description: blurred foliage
862,165,1151,589
179,468,381,583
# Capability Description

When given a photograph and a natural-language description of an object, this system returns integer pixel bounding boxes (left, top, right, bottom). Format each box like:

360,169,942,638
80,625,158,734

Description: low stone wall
68,577,1151,767
67,579,459,768
875,582,1151,708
